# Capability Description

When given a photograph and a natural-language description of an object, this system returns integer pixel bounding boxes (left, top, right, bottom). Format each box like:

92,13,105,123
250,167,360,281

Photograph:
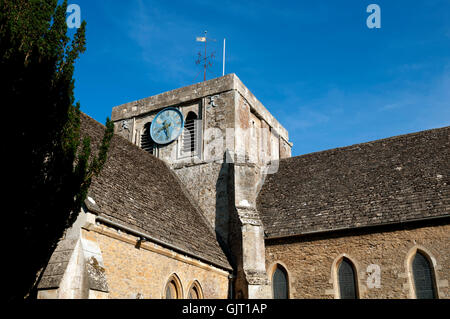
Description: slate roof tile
257,126,450,238
81,113,231,270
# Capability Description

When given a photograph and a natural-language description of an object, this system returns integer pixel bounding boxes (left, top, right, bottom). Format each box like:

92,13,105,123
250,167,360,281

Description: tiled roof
257,127,450,238
81,113,231,270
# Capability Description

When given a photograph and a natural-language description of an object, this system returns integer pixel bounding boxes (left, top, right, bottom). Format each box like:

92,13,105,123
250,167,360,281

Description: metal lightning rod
203,31,207,81
223,38,226,76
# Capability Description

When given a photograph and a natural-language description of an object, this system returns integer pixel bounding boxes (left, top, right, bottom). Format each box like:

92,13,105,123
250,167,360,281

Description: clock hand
158,121,171,132
162,121,172,137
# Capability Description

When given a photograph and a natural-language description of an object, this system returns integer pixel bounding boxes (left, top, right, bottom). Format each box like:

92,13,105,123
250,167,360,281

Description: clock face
150,107,184,144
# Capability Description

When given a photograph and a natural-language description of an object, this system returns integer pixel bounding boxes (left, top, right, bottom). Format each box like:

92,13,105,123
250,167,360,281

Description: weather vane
195,31,216,82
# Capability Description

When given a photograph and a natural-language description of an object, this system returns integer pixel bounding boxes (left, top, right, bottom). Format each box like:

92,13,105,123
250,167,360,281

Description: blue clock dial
150,107,184,144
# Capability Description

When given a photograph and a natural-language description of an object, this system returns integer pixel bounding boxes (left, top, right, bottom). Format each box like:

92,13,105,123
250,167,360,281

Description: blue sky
70,0,450,156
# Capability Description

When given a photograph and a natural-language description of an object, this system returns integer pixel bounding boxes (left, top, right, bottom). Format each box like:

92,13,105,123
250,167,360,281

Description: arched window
338,258,358,299
141,122,155,155
181,112,197,156
272,264,289,299
412,251,436,299
164,275,182,299
188,281,203,299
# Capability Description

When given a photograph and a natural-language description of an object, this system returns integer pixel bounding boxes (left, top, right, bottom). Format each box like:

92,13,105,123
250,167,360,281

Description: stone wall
265,222,450,299
109,74,292,299
111,75,236,122
37,208,109,299
173,162,229,243
86,224,230,299
112,74,291,169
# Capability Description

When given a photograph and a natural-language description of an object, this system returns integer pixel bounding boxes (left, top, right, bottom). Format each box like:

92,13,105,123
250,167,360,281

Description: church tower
111,74,292,298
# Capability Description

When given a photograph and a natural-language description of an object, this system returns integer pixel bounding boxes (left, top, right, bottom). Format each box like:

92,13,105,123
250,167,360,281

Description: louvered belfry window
272,265,288,299
412,252,436,299
181,112,197,156
141,122,155,155
338,258,357,299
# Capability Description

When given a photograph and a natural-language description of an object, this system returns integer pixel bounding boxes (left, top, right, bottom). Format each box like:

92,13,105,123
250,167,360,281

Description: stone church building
37,74,449,299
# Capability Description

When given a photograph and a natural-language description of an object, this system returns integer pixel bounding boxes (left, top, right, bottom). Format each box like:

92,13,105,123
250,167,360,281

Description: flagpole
223,38,226,76
204,31,207,82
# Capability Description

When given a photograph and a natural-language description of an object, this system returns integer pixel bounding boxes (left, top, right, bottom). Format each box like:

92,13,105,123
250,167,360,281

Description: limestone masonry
37,74,449,299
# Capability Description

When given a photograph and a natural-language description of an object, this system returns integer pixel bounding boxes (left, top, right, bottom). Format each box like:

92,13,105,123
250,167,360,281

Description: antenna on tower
195,31,216,82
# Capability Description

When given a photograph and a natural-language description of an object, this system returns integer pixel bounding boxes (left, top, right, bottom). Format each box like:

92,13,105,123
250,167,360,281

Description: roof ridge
81,112,232,269
258,124,450,238
163,160,233,266
284,125,449,161
81,112,170,166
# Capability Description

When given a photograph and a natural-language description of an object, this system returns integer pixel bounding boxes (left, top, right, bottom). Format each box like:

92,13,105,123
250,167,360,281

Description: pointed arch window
272,264,289,299
338,258,358,299
141,122,155,155
164,274,182,299
165,281,177,299
188,281,203,299
412,251,437,299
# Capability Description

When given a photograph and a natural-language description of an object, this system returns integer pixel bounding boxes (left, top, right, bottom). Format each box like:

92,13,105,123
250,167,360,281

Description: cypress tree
1,0,114,300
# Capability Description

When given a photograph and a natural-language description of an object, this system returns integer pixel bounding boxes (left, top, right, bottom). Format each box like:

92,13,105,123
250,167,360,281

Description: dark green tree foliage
0,0,114,300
